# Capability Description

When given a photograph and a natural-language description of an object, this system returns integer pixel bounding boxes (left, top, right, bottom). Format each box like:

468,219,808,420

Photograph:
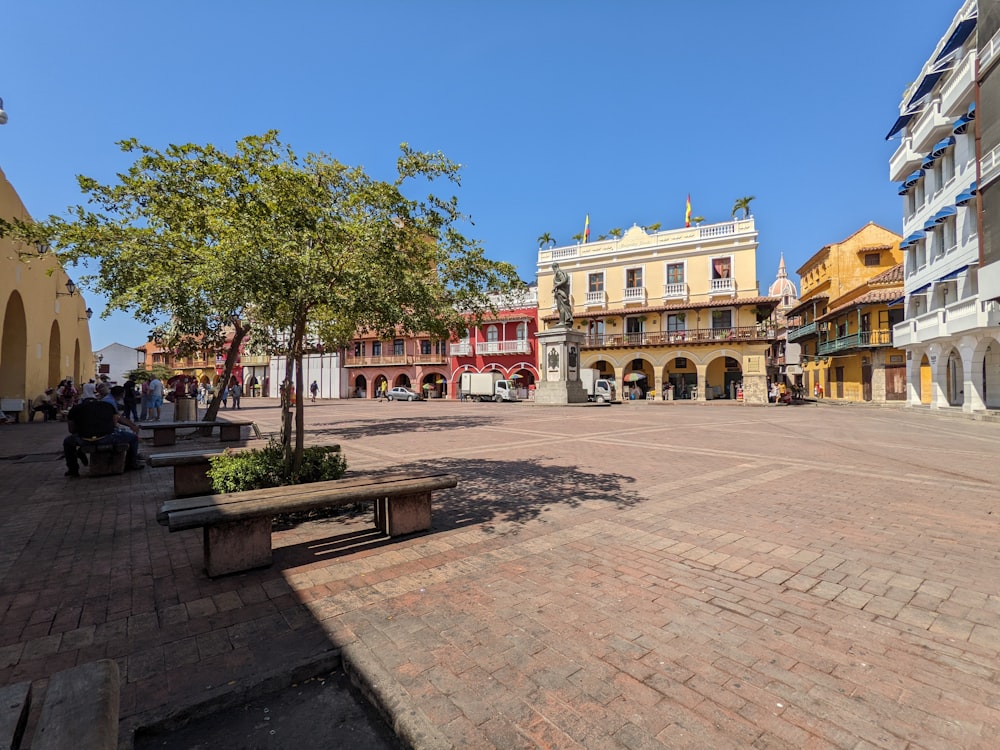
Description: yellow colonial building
537,219,778,404
786,223,905,402
1,165,94,420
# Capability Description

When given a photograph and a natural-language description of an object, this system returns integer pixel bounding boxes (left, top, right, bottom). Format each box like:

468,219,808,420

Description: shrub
207,440,347,494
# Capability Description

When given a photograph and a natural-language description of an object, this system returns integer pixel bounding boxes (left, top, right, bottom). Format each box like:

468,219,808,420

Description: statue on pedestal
552,263,573,327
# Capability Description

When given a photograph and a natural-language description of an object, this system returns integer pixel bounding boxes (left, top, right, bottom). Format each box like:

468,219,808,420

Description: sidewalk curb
342,638,452,750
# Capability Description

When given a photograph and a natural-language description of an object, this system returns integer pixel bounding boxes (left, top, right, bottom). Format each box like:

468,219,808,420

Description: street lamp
79,308,93,321
56,280,77,297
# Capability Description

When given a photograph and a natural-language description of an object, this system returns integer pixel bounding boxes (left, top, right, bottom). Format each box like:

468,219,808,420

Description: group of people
62,380,146,477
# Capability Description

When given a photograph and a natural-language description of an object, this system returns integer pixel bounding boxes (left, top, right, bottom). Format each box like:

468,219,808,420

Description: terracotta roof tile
541,296,781,322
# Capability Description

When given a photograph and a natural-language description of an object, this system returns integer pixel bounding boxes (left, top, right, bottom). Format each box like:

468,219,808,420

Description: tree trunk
202,323,248,424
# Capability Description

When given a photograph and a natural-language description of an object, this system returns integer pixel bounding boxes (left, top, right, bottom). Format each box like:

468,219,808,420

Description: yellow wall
1,166,94,414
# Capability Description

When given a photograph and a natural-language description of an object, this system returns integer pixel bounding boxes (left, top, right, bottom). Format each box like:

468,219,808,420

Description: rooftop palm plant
731,196,755,219
537,232,556,249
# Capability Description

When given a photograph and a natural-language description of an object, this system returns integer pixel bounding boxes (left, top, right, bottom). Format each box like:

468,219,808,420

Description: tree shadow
272,457,643,568
306,414,502,440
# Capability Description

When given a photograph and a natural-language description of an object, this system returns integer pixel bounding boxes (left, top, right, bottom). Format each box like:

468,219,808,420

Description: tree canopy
10,131,522,469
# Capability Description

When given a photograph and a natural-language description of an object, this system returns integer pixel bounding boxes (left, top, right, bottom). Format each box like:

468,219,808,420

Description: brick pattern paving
2,400,1000,748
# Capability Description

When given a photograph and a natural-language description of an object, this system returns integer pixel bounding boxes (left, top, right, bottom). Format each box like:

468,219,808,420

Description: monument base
533,380,589,405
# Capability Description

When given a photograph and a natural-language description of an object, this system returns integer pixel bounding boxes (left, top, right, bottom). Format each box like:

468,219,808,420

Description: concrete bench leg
0,680,31,750
375,492,432,537
85,444,129,477
174,464,213,498
204,517,272,577
152,428,176,446
218,424,243,441
32,660,119,750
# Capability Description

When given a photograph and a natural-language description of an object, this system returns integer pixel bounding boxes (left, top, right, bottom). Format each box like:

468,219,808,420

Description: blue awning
886,113,915,140
901,231,927,248
931,136,956,157
902,169,925,188
934,206,957,221
922,155,937,169
956,189,975,206
968,101,977,120
935,18,977,61
953,115,971,134
970,180,978,194
936,265,968,282
907,71,944,107
887,296,906,306
924,219,939,231
911,283,931,295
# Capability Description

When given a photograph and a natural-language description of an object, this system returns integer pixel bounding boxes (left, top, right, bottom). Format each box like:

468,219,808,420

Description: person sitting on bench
63,385,145,477
30,388,59,422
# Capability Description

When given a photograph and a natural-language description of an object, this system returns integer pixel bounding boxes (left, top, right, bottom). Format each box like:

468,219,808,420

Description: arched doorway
983,342,1000,409
663,355,696,399
945,349,964,406
623,358,651,400
354,374,369,398
420,373,447,399
919,354,932,405
1,292,27,402
48,321,62,389
706,355,742,399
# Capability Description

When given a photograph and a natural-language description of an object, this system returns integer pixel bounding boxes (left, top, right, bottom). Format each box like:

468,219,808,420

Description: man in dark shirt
63,397,143,477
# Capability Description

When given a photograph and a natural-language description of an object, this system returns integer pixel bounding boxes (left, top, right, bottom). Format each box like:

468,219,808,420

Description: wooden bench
149,444,340,498
139,419,256,446
157,472,458,577
1,660,119,750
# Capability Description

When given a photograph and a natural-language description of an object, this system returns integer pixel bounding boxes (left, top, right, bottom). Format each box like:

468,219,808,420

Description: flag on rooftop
584,214,590,243
685,195,692,228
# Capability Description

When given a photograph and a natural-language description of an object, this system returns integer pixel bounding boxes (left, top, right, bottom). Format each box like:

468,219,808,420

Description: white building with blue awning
887,0,1000,412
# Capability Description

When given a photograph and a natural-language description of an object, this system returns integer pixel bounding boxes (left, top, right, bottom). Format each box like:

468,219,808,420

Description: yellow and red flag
685,195,692,227
584,214,590,243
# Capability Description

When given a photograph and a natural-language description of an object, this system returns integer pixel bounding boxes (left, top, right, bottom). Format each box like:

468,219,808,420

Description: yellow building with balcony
786,222,905,402
537,219,778,403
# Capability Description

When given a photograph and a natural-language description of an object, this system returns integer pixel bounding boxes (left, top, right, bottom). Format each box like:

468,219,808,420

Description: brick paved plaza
2,399,1000,749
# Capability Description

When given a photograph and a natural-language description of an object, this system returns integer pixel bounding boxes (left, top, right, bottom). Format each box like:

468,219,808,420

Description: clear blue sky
3,1,963,350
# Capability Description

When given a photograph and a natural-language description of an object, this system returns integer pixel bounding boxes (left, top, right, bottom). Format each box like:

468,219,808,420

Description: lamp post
79,308,93,321
56,280,77,297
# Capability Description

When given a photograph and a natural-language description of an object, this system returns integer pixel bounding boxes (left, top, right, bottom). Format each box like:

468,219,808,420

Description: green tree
731,196,756,219
126,363,172,383
537,232,556,249
609,227,624,239
691,216,705,226
646,222,661,232
12,132,521,472
571,232,584,243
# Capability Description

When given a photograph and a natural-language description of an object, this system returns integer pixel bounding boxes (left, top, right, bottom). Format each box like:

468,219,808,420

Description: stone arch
703,349,744,400
941,347,964,406
622,355,654,399
973,337,1000,410
661,351,698,399
48,321,62,389
1,291,27,402
353,373,368,397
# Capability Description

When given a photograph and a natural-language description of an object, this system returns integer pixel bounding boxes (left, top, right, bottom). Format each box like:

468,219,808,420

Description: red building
449,284,539,399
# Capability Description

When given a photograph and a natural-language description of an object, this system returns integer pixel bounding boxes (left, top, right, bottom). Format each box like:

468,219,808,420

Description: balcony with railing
478,339,531,355
786,321,818,341
941,52,975,117
343,354,411,367
622,286,646,305
817,329,893,356
449,342,473,357
582,326,775,348
413,351,447,365
709,278,735,295
662,282,687,301
585,290,606,308
911,98,951,153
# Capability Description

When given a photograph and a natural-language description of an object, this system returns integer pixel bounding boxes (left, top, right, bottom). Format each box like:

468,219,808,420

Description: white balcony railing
478,340,531,355
450,343,473,357
710,278,735,294
662,282,687,300
585,290,606,306
622,286,646,303
911,98,951,153
982,144,1000,189
941,53,974,117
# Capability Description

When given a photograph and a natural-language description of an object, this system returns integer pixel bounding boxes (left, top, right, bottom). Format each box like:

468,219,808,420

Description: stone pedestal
534,326,589,405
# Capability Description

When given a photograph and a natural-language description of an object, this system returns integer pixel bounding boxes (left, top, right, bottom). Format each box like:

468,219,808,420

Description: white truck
460,372,519,402
579,368,616,403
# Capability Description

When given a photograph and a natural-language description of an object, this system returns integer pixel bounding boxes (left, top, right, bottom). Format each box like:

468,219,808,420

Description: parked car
386,386,422,402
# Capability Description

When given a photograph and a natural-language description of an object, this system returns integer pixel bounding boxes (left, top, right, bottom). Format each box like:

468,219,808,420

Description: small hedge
207,440,347,494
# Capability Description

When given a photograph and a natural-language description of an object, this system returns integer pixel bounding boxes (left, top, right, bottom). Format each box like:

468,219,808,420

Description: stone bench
78,442,129,476
157,472,458,577
149,444,340,498
139,419,256,446
0,660,119,750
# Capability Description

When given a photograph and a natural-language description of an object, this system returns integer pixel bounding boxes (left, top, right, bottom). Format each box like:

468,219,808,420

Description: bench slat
161,473,457,531
139,420,254,429
32,660,119,750
149,443,339,467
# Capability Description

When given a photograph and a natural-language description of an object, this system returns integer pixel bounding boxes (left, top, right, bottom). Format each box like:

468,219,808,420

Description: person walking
310,380,318,402
230,379,242,409
147,375,163,422
122,379,139,421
